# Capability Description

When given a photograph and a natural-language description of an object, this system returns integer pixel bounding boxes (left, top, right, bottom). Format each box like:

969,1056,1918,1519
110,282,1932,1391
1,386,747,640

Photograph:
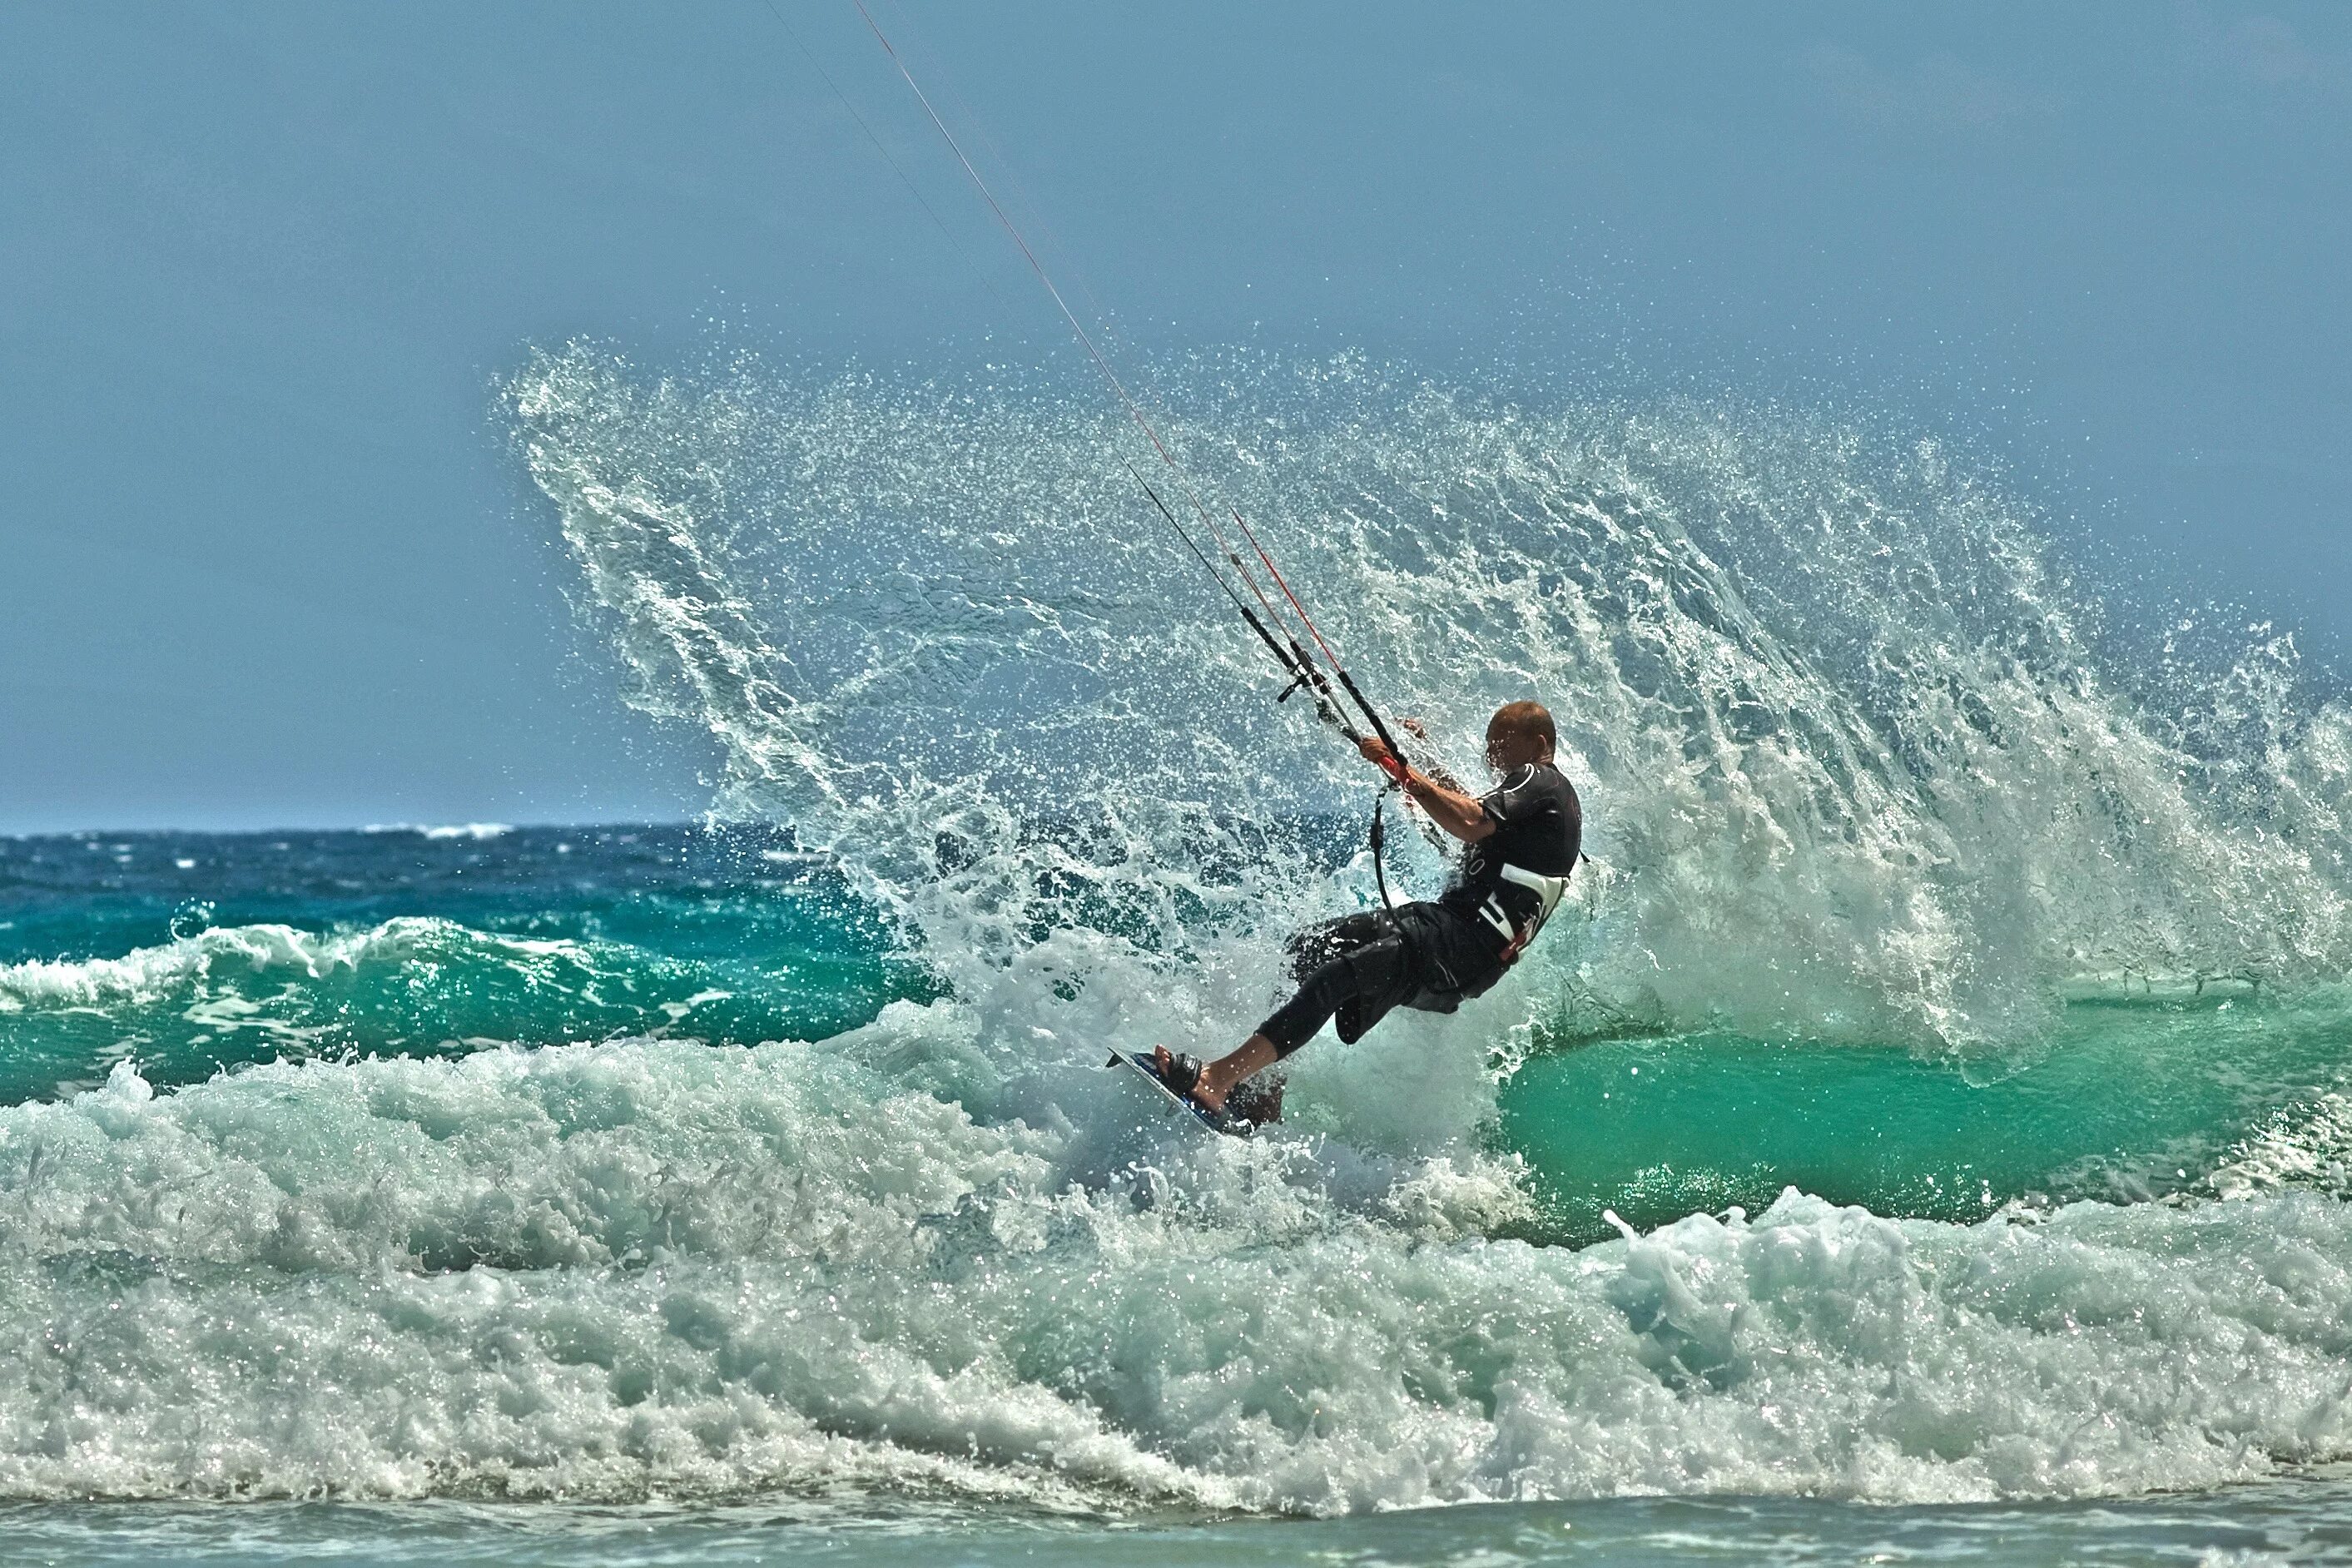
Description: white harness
1475,861,1572,962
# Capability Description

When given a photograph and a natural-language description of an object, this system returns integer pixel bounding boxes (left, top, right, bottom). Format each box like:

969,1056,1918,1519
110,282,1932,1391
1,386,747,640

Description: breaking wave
3,340,2349,1511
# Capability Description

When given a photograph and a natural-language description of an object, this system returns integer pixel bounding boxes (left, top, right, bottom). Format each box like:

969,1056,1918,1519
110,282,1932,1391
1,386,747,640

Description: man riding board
1154,699,1581,1124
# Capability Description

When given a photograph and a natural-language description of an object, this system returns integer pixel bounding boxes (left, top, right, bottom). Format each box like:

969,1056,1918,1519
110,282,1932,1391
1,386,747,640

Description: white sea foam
0,1035,2344,1508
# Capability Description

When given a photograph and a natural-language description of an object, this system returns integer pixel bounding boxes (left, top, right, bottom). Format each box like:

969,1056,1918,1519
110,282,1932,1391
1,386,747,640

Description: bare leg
1157,1035,1278,1114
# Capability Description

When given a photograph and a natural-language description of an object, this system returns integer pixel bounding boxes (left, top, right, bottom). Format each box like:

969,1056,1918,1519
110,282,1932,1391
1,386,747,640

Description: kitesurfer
1156,699,1581,1124
846,1,1585,1134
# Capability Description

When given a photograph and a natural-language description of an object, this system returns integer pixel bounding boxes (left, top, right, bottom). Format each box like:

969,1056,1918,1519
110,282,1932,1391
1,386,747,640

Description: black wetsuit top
1439,760,1584,948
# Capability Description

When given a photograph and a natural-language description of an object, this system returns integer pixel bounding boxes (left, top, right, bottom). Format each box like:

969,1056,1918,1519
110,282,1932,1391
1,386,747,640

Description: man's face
1485,720,1547,774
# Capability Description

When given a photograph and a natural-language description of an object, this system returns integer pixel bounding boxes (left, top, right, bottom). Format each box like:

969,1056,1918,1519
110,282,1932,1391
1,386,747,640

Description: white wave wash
0,1039,2346,1507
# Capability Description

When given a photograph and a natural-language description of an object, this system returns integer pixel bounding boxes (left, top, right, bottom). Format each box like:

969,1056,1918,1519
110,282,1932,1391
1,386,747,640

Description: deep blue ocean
9,350,2352,1562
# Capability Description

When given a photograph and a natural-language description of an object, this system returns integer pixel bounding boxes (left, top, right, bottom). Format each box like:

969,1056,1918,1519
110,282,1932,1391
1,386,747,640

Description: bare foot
1154,1044,1228,1112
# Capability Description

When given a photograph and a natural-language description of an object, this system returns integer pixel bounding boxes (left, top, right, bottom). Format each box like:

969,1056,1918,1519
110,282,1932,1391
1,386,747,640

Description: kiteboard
1103,1048,1250,1137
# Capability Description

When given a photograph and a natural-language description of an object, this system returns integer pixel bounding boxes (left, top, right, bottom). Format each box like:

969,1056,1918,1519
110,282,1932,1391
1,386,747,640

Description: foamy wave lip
2211,1090,2352,1202
0,919,588,1010
0,1033,2344,1511
361,822,514,841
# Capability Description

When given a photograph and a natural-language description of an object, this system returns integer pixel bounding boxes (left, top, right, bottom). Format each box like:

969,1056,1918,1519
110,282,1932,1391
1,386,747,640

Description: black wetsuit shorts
1255,901,1507,1059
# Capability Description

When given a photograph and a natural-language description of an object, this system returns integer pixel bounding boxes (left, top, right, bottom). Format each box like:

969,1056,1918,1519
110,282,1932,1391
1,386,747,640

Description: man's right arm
1392,717,1467,795
1358,736,1496,843
1404,771,1497,843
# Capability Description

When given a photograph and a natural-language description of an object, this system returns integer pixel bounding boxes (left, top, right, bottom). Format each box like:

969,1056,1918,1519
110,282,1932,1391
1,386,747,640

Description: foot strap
1156,1049,1205,1096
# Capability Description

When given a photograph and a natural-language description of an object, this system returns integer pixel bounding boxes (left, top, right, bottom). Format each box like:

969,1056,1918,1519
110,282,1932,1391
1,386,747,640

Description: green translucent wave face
0,827,940,1102
0,915,930,1104
1501,987,2352,1243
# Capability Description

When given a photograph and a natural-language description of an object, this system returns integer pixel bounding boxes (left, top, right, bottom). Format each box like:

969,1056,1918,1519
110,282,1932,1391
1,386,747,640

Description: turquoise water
1504,991,2352,1240
10,355,2352,1559
0,826,925,1102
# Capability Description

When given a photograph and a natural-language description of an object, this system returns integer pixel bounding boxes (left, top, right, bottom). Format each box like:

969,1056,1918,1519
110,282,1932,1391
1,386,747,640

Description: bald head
1485,700,1556,771
1490,700,1555,749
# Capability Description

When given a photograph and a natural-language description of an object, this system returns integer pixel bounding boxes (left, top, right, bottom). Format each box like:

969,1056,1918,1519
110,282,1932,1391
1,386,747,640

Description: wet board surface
1103,1049,1249,1136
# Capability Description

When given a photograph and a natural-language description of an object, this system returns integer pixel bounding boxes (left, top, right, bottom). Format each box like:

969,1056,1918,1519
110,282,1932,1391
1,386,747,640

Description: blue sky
3,2,2346,831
